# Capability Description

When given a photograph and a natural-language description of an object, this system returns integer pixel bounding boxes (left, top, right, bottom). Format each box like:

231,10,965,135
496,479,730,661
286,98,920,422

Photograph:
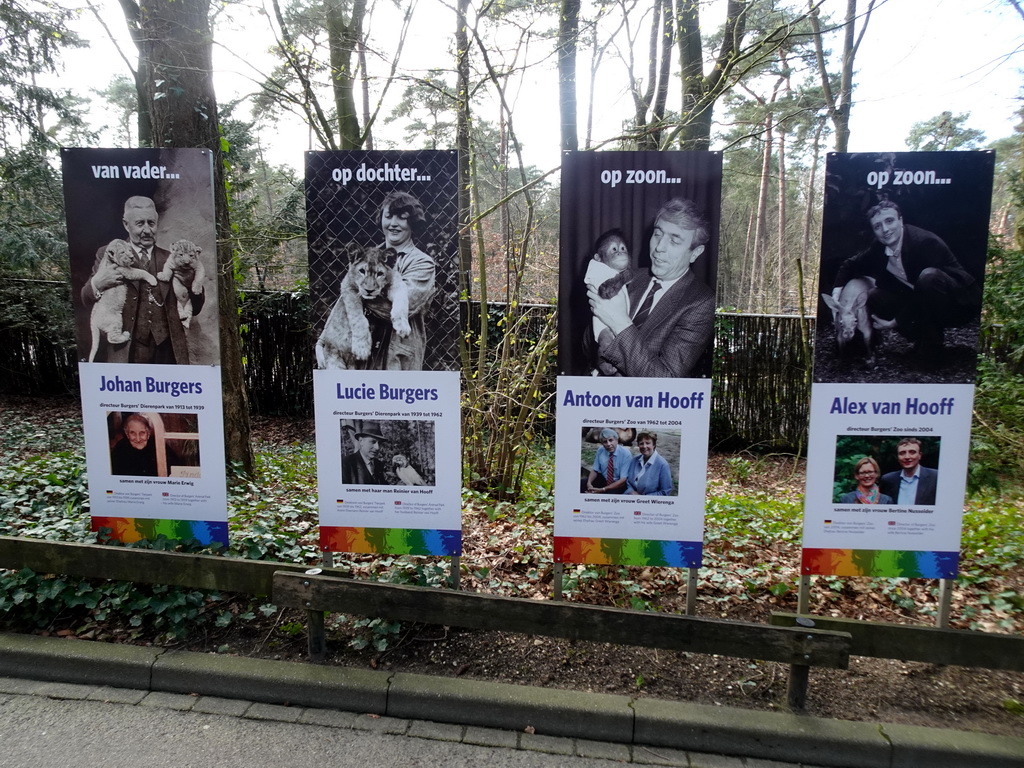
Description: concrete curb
633,697,891,767
0,632,1021,767
388,671,634,743
0,631,162,690
152,647,389,714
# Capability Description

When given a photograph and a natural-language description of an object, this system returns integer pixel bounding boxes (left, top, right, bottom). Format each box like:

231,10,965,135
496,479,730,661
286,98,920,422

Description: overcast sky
61,0,1024,171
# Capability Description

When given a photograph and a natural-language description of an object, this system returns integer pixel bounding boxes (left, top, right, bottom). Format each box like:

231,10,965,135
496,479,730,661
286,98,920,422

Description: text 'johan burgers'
98,374,202,397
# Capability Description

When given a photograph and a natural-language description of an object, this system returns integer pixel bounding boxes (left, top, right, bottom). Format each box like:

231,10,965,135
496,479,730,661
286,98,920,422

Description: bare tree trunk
776,122,787,312
456,0,472,302
795,117,825,373
749,105,775,312
583,7,619,149
810,0,876,152
116,0,152,145
800,118,826,308
650,0,674,147
584,22,598,149
128,0,253,473
629,0,661,149
500,116,510,301
326,0,366,149
359,39,373,149
739,208,754,312
776,55,791,313
557,0,580,152
675,0,748,150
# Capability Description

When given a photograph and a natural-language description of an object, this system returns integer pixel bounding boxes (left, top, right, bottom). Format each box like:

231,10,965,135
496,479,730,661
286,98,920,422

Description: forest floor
1,395,1023,739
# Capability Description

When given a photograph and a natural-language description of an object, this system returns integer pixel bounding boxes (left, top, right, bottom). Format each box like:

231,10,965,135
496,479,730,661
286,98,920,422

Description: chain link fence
305,151,460,371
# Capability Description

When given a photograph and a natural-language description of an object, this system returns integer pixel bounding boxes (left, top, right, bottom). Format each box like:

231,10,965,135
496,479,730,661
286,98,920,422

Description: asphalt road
0,692,734,768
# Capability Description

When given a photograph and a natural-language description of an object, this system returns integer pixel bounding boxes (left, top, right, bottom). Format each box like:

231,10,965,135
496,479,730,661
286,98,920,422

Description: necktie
632,280,661,328
606,453,614,484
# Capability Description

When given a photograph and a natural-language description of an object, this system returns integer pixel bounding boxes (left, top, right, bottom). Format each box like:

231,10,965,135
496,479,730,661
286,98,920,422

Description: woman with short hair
625,432,673,496
839,456,893,505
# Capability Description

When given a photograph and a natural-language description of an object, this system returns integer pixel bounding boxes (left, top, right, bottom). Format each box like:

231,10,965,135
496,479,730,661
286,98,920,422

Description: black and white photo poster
306,150,459,373
62,148,227,547
802,151,995,579
306,151,461,556
558,151,722,380
554,151,722,567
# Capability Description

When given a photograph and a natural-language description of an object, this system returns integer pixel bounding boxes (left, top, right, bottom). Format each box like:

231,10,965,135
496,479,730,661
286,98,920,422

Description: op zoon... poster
554,151,722,567
802,151,994,578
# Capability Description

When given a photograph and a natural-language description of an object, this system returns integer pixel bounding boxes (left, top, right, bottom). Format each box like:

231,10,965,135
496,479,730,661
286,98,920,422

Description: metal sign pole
936,578,953,628
552,562,564,601
450,554,461,590
797,574,811,615
685,567,698,615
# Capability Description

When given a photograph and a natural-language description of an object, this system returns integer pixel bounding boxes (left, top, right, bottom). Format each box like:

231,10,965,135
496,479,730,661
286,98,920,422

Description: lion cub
157,239,205,329
316,245,411,369
88,239,158,362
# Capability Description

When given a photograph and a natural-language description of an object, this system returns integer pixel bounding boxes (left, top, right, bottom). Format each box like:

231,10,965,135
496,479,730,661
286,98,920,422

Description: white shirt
631,274,682,319
885,235,913,288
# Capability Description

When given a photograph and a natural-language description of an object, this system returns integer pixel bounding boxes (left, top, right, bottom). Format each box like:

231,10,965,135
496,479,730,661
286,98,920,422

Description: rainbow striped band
91,517,229,548
320,526,461,556
554,536,702,567
802,548,959,578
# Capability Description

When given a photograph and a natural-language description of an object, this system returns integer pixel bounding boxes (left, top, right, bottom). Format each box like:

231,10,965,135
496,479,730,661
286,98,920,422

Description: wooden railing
0,534,847,709
5,535,1024,707
3,533,1022,710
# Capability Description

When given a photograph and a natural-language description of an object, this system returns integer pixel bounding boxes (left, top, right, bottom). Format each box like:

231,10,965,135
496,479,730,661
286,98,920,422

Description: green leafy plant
349,617,402,651
0,567,239,642
725,457,753,485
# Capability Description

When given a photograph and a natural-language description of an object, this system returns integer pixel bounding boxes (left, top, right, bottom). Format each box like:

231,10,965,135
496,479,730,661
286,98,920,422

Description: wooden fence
2,535,1023,711
0,535,850,709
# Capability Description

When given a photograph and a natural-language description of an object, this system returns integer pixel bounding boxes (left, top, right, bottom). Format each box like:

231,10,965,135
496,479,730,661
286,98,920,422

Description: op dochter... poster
306,150,461,556
62,147,227,547
801,151,994,578
554,151,721,567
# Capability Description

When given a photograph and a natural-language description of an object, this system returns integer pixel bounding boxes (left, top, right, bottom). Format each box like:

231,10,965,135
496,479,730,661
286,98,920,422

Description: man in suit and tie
879,437,938,506
586,197,715,378
81,196,204,364
342,421,391,485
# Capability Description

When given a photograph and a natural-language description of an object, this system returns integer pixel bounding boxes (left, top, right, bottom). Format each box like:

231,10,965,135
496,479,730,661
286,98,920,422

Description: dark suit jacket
879,465,938,506
80,244,204,364
342,452,389,485
834,224,976,295
598,269,715,378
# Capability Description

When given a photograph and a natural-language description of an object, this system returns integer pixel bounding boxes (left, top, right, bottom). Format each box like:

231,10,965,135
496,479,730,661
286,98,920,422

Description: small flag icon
394,500,402,505
162,492,169,497
824,520,832,525
888,520,896,526
336,499,344,504
105,490,113,495
572,509,581,514
634,510,642,516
